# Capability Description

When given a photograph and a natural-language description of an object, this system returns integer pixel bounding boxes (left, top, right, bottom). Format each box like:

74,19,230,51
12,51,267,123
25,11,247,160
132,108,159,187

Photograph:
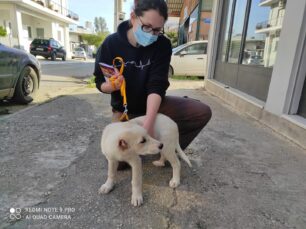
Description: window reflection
228,0,247,64
178,43,207,55
243,0,286,67
221,0,233,62
221,0,287,68
188,6,199,41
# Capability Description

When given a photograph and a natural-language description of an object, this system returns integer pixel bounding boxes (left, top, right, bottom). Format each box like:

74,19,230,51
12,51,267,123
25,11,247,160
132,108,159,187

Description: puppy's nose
159,143,163,150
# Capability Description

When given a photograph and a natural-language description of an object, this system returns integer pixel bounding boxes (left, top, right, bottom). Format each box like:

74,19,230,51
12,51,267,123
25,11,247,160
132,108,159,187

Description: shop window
227,0,247,64
242,0,286,67
188,6,199,41
221,0,234,62
221,0,286,67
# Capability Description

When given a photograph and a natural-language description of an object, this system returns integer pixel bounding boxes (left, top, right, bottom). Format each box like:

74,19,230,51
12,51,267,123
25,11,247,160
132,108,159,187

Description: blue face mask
134,25,158,47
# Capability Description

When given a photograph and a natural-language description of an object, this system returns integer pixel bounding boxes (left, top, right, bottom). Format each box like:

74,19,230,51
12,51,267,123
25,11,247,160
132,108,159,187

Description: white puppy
98,114,192,206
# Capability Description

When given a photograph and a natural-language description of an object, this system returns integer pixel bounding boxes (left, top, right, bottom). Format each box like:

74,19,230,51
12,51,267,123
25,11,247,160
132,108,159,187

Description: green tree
0,26,7,37
94,17,108,33
165,31,178,47
81,32,109,49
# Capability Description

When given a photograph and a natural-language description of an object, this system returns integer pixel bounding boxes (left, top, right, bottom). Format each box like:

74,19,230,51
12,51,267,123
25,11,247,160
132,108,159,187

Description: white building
0,0,78,56
69,24,95,57
255,0,286,67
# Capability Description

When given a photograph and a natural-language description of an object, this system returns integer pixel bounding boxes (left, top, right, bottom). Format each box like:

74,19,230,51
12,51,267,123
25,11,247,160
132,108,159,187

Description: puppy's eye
140,137,146,144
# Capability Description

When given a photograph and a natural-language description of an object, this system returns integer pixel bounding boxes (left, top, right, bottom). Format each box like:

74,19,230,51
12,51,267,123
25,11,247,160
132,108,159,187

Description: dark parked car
0,43,40,104
30,38,66,61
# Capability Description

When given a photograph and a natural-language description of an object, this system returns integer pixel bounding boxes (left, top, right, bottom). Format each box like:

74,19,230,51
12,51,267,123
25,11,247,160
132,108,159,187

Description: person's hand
102,68,124,92
111,68,124,91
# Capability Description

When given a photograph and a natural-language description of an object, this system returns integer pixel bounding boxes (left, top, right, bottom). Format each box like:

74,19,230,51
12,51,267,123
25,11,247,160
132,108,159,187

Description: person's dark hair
134,0,168,21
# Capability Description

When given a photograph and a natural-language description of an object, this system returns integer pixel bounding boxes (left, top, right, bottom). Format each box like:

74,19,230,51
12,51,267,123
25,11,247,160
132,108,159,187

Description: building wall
0,4,22,48
0,4,16,38
180,0,199,24
177,0,212,44
69,33,79,43
199,11,211,40
0,2,71,55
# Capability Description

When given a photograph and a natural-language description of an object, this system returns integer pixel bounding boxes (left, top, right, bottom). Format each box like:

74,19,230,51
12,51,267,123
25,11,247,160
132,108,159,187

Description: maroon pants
112,96,212,150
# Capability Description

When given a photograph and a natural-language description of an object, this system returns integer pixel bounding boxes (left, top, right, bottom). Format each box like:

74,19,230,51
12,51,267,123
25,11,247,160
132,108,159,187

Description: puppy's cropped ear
119,139,128,150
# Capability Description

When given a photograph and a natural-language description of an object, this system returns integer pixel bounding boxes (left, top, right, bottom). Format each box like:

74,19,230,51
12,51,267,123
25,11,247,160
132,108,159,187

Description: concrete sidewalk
0,82,306,229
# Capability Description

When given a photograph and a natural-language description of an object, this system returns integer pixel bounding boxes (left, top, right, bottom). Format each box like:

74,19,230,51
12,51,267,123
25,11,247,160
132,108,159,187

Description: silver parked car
71,47,87,60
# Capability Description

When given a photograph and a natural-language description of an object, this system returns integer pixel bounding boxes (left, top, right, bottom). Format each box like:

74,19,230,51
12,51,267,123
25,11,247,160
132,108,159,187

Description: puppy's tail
176,143,192,167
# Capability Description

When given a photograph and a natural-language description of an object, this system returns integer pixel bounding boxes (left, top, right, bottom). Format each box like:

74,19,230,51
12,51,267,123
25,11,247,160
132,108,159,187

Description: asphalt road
0,59,94,116
40,58,95,78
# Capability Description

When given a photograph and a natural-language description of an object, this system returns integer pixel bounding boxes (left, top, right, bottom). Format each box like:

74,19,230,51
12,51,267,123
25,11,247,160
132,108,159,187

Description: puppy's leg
99,159,118,194
165,152,181,188
152,153,166,167
128,156,143,207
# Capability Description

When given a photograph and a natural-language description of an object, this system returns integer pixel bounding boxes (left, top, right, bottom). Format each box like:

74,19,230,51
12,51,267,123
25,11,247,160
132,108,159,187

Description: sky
231,0,270,39
68,0,134,33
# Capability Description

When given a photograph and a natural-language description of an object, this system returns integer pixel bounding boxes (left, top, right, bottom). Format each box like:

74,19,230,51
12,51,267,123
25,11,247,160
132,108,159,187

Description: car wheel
13,66,38,104
168,66,174,77
62,55,66,61
51,52,56,61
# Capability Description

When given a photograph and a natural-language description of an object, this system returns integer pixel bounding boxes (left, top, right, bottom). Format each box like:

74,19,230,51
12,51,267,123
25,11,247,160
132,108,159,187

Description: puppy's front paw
131,194,143,207
169,178,180,188
153,160,165,167
98,183,114,194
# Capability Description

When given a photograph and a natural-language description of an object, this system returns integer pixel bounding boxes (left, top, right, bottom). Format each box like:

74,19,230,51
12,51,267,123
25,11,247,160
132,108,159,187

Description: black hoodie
94,20,172,115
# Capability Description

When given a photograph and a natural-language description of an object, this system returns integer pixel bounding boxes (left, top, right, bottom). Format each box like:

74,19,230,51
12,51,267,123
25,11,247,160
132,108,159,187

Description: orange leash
109,57,129,121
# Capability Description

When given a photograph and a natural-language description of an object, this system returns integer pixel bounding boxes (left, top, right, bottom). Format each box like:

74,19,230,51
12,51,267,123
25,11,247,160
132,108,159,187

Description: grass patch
86,76,96,88
171,75,203,80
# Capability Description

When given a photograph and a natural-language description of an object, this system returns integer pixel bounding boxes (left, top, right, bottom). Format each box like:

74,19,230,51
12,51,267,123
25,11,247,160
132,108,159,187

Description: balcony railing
256,16,283,30
260,0,286,8
32,0,79,21
260,0,278,3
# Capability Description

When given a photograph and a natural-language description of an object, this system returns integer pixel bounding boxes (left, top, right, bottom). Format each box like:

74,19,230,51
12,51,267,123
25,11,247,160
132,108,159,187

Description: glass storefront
227,0,247,64
221,0,233,62
188,6,199,41
222,0,286,67
242,0,284,67
215,0,287,101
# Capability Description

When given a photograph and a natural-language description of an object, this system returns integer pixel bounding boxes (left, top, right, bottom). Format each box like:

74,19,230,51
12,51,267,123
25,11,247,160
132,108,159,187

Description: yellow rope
109,57,129,121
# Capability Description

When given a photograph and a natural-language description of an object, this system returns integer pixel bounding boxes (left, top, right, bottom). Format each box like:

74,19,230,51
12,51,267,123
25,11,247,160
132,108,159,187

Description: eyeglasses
137,17,164,35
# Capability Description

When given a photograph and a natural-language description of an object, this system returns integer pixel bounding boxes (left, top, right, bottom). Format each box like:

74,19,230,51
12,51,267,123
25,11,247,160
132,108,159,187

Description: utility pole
114,0,126,32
